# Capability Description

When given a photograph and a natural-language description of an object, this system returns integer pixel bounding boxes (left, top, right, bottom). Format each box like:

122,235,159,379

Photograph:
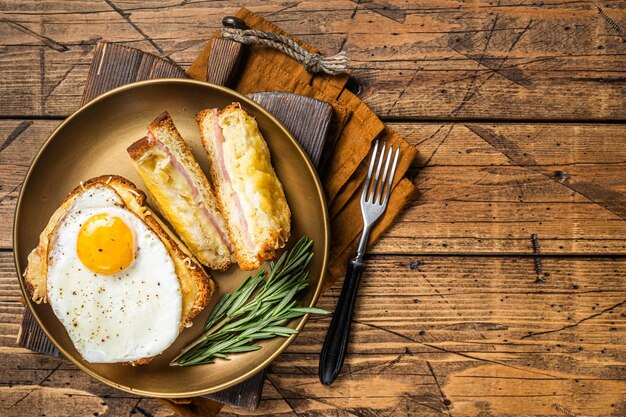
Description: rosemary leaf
170,236,329,367
222,345,263,354
290,307,331,315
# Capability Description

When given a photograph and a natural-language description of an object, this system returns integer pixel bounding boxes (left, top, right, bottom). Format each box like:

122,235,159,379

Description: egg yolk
76,213,134,275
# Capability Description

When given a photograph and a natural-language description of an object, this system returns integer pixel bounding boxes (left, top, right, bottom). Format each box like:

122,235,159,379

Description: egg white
46,185,182,363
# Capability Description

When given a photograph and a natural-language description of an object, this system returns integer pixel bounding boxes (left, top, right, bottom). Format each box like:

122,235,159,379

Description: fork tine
381,147,401,207
361,141,379,202
368,143,387,202
377,146,394,205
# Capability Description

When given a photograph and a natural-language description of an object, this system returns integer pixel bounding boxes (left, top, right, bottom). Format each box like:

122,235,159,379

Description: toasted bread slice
127,112,234,271
24,175,215,365
197,103,291,270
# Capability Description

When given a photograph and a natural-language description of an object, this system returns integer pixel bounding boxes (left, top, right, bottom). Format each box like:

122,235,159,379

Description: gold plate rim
13,78,329,398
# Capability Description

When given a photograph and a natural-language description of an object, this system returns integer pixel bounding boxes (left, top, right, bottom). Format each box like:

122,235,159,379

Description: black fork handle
319,258,364,385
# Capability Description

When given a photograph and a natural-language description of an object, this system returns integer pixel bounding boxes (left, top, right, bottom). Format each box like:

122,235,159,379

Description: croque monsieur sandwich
24,175,215,365
127,112,234,271
197,103,291,270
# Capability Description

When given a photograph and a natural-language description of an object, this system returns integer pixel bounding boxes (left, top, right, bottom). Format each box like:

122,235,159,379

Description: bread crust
126,135,152,160
196,104,291,270
128,112,234,271
23,175,215,365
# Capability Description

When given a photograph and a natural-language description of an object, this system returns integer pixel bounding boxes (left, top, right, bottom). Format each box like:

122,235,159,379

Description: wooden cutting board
17,41,332,410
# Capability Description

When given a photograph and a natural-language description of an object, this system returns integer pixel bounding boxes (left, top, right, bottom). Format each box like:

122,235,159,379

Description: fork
319,141,401,386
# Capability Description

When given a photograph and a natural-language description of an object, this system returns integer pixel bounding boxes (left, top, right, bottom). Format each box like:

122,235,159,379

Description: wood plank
379,122,626,255
3,120,625,254
3,2,625,417
1,1,625,120
2,252,626,416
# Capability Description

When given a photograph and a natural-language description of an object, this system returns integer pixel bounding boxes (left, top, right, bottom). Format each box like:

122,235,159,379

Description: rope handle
219,16,349,75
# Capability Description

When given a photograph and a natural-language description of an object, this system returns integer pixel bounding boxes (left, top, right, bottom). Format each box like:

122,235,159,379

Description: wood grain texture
2,120,624,255
17,309,62,359
81,42,188,105
1,1,626,416
2,252,626,416
206,37,245,88
248,92,333,168
1,1,625,120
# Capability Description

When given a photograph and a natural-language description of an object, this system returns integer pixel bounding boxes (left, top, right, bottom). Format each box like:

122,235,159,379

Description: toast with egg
127,112,234,271
24,175,215,365
196,103,291,270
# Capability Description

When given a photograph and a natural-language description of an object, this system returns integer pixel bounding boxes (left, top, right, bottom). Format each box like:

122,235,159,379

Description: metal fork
319,141,401,386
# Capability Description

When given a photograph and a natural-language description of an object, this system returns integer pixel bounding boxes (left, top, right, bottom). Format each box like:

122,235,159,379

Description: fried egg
46,184,182,363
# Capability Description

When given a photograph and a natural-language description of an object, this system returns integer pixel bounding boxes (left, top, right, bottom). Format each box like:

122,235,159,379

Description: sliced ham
148,132,232,252
212,109,230,181
211,112,255,250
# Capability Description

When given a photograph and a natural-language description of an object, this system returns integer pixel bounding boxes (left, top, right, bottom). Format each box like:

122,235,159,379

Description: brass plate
13,79,328,398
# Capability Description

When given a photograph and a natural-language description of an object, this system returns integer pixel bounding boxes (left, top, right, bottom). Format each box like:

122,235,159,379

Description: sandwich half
24,175,215,365
127,112,234,271
197,103,291,270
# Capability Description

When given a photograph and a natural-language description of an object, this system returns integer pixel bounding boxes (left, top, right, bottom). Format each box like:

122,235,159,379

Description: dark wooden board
15,41,333,411
206,37,245,88
248,92,332,168
81,42,188,105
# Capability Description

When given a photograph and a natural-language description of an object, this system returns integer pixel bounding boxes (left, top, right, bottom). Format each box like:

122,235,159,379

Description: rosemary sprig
170,236,329,366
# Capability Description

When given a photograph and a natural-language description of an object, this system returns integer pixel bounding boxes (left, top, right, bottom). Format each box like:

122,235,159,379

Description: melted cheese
219,110,290,241
135,146,231,264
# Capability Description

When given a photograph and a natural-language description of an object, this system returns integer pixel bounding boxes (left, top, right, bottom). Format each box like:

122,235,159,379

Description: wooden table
2,2,625,416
